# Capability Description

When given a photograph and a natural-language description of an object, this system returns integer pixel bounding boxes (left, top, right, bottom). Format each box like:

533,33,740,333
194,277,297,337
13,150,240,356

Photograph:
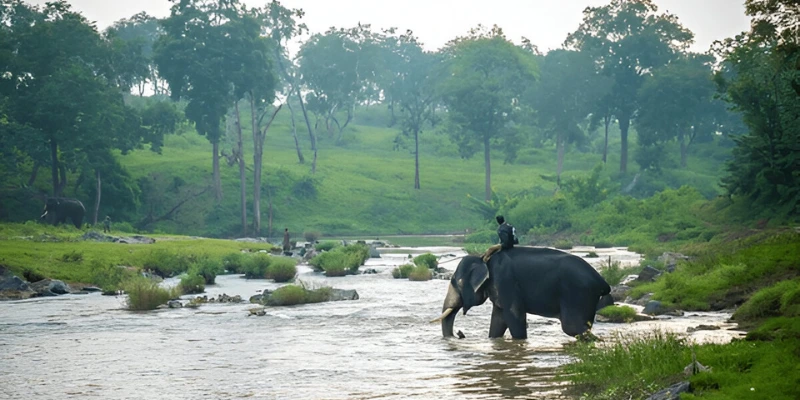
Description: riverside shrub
267,257,298,282
124,277,179,311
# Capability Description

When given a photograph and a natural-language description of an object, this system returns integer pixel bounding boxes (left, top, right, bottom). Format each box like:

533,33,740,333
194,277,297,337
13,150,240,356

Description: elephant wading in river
41,198,85,229
433,247,612,340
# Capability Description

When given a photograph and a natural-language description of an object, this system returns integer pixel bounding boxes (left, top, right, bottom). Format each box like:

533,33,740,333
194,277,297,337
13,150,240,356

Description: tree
714,0,800,216
530,49,599,184
105,12,161,95
381,31,442,189
298,24,380,142
565,0,693,173
636,54,722,169
155,0,248,205
438,25,538,201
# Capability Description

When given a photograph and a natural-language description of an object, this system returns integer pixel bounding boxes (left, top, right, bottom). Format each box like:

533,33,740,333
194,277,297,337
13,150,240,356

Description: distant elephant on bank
41,198,85,229
433,247,612,340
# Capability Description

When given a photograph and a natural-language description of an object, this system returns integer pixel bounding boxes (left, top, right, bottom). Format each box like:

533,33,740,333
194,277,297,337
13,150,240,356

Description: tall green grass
124,277,181,311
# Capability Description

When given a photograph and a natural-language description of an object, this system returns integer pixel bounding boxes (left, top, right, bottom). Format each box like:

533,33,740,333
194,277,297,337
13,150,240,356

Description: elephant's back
506,246,610,295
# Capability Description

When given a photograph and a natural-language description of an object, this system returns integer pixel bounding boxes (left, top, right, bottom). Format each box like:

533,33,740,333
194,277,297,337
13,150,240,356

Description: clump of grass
221,252,246,274
138,249,192,277
267,285,305,306
188,257,224,284
408,265,433,281
597,305,637,323
586,251,599,258
267,257,298,282
179,274,205,294
315,241,340,252
309,243,369,276
598,257,638,286
243,253,272,279
734,279,800,322
23,269,46,283
90,260,135,292
560,330,688,400
413,253,438,269
60,250,84,262
392,264,414,279
123,277,181,311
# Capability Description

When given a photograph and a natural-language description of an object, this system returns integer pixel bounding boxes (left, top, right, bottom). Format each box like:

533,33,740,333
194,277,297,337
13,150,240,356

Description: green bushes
124,277,180,311
221,252,246,274
188,257,223,284
413,253,438,269
266,284,333,306
734,279,800,322
598,258,639,286
392,264,414,279
597,305,637,323
309,243,369,277
23,269,45,283
90,260,135,292
304,231,320,242
139,249,192,277
243,253,271,279
60,250,84,262
242,253,297,282
315,241,340,252
179,274,205,294
408,265,432,281
267,257,298,282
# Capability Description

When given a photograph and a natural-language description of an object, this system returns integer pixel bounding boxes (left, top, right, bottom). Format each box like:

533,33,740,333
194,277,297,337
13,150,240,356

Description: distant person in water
482,215,518,263
103,216,111,233
283,228,291,253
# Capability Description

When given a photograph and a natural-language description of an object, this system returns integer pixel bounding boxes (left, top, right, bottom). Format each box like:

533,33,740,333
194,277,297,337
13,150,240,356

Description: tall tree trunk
602,115,610,164
557,133,565,186
619,115,630,174
212,141,222,203
285,95,304,164
267,186,273,241
93,169,101,225
27,162,40,187
295,85,317,174
679,130,688,168
251,96,262,236
414,127,421,190
483,136,492,202
234,101,247,237
50,139,59,197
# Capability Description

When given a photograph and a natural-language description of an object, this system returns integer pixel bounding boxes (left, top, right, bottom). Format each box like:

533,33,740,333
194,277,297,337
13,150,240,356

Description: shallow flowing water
0,246,741,399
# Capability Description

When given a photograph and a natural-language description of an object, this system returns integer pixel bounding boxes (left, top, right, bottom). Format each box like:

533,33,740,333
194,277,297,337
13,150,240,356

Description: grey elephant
41,197,85,229
433,247,612,340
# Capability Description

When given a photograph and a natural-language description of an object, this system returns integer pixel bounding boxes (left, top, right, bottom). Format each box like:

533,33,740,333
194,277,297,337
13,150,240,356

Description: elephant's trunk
439,283,462,337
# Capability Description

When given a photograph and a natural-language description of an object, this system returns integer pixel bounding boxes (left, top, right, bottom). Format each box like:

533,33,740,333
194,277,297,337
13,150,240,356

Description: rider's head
496,215,505,225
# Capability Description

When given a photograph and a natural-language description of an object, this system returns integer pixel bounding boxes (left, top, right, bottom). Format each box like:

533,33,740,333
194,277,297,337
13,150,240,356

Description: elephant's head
41,198,59,219
433,256,490,337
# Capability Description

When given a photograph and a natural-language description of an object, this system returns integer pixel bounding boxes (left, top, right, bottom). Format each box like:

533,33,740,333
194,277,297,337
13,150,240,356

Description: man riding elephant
482,215,518,263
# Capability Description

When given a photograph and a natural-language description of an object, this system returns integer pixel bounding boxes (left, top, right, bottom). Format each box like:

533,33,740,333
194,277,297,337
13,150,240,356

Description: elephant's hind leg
501,304,527,339
558,295,597,337
489,305,508,338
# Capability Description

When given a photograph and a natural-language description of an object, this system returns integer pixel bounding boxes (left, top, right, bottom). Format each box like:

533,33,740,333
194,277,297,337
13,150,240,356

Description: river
0,246,742,399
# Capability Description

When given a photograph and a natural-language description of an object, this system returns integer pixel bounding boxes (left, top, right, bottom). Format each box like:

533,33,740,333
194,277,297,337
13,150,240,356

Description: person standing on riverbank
283,228,291,253
103,216,111,233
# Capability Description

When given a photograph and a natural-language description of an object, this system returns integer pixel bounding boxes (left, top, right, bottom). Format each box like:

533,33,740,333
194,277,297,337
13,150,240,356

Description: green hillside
110,104,730,238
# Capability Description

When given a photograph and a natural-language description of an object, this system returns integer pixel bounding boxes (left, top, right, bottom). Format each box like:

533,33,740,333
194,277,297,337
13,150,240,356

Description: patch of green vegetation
315,241,340,252
597,305,637,323
733,279,800,322
464,243,489,256
465,230,496,244
267,257,298,283
412,253,438,269
179,274,205,294
585,251,599,258
221,252,246,274
243,253,272,279
309,243,369,277
188,257,224,284
265,284,334,306
598,258,639,286
554,240,573,250
561,330,688,400
593,241,614,248
60,250,84,262
22,269,45,283
123,277,180,311
392,264,414,279
408,265,433,281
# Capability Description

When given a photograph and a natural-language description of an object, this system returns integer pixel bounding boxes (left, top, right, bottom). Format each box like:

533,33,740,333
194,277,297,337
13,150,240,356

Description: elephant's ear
461,261,489,315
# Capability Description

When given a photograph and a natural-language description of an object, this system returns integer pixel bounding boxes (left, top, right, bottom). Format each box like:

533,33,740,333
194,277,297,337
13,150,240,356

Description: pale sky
28,0,751,54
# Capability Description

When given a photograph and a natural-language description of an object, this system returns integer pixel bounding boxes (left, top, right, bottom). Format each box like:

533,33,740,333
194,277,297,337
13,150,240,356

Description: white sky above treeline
28,0,751,54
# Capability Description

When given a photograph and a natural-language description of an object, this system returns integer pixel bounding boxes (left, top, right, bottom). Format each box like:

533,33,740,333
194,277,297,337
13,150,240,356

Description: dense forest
0,0,797,240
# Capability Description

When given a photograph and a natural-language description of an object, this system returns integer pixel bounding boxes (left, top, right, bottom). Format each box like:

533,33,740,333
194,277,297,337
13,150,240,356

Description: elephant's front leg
488,304,508,338
502,304,527,339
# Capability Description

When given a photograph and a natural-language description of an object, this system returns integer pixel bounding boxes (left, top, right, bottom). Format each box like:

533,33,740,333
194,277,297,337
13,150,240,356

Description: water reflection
445,339,569,399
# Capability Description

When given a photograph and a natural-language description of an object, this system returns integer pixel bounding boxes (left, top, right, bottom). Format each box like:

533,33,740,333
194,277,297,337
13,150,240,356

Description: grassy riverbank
561,229,800,399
